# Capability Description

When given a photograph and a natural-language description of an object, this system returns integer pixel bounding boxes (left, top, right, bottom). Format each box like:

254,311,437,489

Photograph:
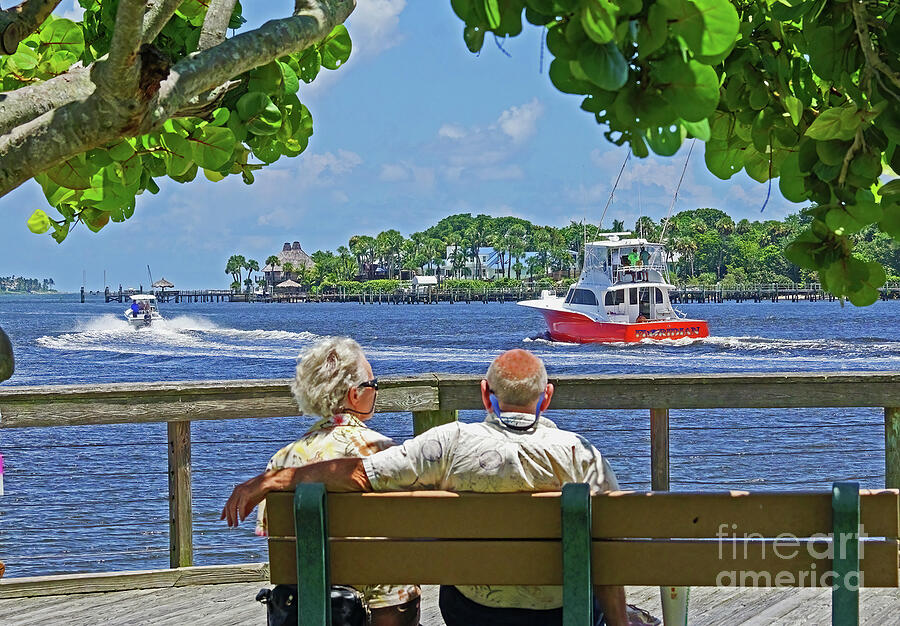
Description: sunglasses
357,378,379,391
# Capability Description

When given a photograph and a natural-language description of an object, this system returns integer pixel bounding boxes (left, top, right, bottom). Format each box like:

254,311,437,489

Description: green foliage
10,3,351,243
361,279,401,293
443,279,490,290
449,0,899,304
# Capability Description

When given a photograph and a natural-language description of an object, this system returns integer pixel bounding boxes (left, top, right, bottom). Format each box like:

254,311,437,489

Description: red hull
539,309,709,343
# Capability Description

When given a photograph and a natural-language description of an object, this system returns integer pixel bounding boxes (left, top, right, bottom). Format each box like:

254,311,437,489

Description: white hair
486,356,548,406
291,337,368,417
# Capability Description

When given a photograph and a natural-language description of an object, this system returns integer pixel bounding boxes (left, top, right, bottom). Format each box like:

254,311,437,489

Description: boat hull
537,308,708,343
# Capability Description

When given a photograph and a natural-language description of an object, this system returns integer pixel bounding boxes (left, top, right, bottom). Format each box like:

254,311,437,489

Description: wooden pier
100,282,900,305
2,372,899,622
3,580,900,625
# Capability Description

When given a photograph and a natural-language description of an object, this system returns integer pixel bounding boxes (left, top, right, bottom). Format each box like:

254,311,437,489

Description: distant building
438,246,537,280
263,242,315,284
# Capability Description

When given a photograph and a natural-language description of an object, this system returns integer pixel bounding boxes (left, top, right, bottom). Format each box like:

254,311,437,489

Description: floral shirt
363,411,619,610
257,414,420,609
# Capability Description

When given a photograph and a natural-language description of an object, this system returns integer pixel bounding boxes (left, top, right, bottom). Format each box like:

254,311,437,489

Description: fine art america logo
715,522,865,589
634,326,703,339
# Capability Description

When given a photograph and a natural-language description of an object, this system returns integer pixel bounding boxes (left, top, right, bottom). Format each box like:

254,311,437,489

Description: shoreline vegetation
227,210,900,294
0,276,56,295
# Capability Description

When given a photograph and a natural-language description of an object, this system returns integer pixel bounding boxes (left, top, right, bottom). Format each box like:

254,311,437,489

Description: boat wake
516,331,900,369
36,314,324,360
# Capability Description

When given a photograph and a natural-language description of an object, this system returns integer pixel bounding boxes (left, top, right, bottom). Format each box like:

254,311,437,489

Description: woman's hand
221,472,274,526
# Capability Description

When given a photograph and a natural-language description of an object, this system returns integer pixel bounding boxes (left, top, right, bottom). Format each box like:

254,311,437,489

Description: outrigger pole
657,139,696,244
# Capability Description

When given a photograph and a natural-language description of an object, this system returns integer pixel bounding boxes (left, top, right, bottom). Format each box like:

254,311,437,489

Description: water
0,295,898,576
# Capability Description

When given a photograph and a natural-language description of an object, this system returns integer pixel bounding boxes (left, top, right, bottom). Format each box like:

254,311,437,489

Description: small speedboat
124,294,163,328
519,233,708,343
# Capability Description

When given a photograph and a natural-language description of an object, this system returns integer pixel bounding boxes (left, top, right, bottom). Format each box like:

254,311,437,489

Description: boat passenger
223,349,632,626
639,247,651,281
253,336,420,626
130,301,139,317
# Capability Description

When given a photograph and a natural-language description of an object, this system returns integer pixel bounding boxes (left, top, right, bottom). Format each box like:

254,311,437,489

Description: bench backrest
265,486,900,588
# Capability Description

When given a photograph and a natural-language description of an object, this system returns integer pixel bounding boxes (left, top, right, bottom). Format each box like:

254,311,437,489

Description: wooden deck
2,583,899,625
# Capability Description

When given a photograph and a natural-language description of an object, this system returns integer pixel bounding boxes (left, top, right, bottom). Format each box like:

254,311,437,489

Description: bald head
486,349,548,407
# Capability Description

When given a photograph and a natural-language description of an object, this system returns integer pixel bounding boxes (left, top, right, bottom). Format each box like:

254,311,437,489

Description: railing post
650,408,669,490
651,408,688,625
412,410,458,435
167,420,193,568
886,407,900,489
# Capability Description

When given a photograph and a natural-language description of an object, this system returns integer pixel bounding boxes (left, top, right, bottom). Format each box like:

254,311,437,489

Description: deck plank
0,582,898,624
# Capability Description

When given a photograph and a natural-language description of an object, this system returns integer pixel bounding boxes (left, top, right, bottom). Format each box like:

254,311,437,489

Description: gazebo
275,279,302,290
152,278,174,290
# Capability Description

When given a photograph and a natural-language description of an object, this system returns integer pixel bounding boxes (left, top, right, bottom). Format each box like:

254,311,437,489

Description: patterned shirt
362,411,619,610
257,414,420,609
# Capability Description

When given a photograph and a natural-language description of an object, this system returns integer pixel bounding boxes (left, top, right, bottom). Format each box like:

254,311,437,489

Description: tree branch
851,0,900,91
141,0,355,132
96,0,147,98
0,0,60,55
141,0,181,44
0,63,94,136
0,94,126,197
0,0,355,197
198,0,239,50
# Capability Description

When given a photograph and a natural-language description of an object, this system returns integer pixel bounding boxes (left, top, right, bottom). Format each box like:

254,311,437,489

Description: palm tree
281,261,296,281
505,224,527,278
245,259,260,287
225,255,246,290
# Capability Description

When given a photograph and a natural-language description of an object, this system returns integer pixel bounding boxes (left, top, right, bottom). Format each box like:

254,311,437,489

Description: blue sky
0,1,801,291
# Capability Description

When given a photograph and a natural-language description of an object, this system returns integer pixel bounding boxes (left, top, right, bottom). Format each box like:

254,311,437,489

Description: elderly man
223,349,627,625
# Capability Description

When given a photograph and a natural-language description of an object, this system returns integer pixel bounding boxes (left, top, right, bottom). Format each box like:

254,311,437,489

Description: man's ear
541,383,554,412
480,379,492,412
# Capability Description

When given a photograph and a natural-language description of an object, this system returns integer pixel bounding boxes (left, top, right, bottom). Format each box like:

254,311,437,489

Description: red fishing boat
519,233,708,343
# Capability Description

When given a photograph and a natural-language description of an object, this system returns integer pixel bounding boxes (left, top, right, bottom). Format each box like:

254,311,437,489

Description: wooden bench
264,482,900,625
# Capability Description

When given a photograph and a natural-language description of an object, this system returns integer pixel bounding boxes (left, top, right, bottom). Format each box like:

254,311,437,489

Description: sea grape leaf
655,57,720,122
236,92,282,136
806,106,860,141
581,0,617,45
578,41,628,91
27,209,52,234
321,24,352,70
188,126,235,169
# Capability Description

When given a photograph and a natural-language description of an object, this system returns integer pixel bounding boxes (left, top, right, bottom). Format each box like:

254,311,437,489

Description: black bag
256,584,370,626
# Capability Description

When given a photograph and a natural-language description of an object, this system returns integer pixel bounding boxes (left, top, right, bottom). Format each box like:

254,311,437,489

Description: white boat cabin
562,233,677,323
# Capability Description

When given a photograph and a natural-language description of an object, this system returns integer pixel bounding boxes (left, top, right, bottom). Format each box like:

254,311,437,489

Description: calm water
1,294,898,576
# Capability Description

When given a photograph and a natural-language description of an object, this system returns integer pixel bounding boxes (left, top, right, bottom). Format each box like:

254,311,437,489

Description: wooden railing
1,371,899,571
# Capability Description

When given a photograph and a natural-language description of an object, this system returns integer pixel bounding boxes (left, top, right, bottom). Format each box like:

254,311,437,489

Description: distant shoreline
0,291,60,296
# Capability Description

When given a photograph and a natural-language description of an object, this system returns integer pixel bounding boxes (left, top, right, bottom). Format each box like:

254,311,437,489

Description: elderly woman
256,336,420,626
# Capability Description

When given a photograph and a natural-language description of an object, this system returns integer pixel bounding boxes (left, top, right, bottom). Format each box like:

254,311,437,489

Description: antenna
596,150,631,237
658,140,696,245
147,265,154,287
638,186,643,239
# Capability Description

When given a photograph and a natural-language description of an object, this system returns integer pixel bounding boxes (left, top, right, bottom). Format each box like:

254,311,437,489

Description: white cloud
496,99,543,143
294,149,363,186
438,124,467,140
332,190,350,203
477,165,524,181
257,208,294,227
301,0,406,96
54,1,84,20
348,0,407,56
380,163,410,181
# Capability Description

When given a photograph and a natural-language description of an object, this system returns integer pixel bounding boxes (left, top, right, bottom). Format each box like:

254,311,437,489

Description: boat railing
0,372,898,585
